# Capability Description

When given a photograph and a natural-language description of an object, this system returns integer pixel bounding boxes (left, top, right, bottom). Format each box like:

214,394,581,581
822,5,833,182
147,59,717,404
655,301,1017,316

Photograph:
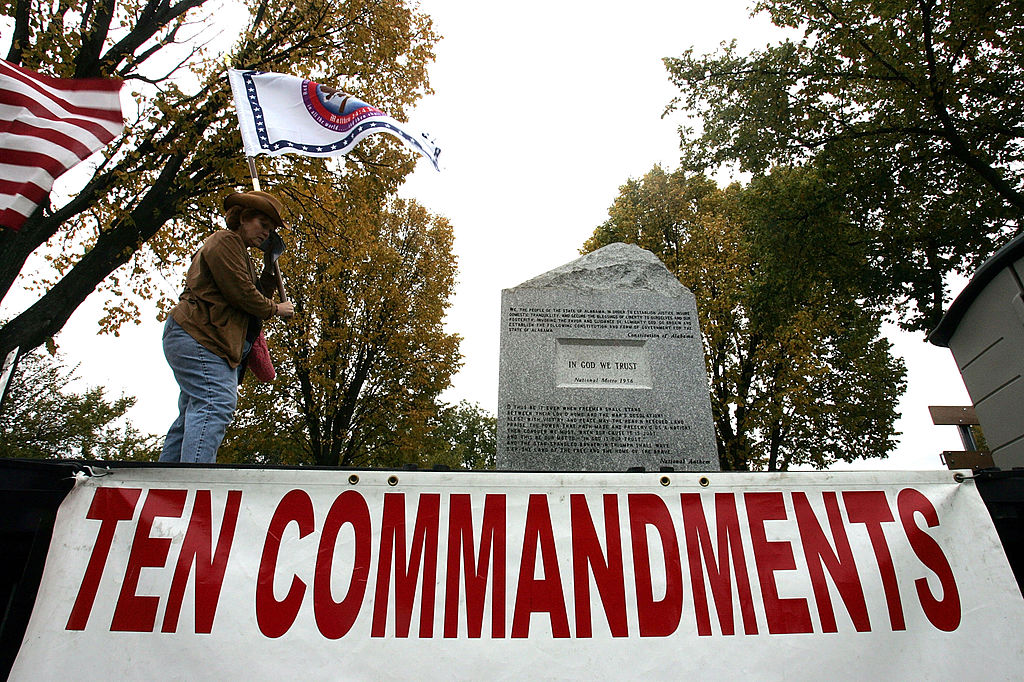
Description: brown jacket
171,230,276,368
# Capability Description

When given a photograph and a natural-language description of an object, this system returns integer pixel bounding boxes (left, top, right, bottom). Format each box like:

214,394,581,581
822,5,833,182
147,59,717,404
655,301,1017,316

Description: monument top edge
507,242,689,296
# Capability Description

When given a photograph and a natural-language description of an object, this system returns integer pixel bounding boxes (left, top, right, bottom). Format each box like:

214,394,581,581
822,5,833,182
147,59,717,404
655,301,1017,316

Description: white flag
227,69,440,170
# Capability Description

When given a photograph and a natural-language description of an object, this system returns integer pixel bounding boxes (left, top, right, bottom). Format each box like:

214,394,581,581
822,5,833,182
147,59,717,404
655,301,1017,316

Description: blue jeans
160,317,240,463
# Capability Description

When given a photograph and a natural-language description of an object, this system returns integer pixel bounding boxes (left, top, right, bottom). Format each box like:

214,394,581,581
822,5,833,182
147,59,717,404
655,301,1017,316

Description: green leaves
666,0,1024,331
0,349,159,460
419,401,496,471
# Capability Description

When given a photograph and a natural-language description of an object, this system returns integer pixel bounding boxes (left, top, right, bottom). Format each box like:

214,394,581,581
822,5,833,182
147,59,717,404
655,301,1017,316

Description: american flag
0,59,124,231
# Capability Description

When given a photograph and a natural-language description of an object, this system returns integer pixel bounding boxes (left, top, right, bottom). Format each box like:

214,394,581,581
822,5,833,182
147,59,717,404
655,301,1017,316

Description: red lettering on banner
897,488,961,631
629,494,683,637
745,492,813,634
162,490,242,633
62,484,969,642
843,491,905,630
444,494,506,638
793,492,870,632
111,489,188,631
680,493,757,636
570,494,627,637
66,487,142,630
512,494,570,638
256,489,315,638
372,493,441,638
315,490,372,639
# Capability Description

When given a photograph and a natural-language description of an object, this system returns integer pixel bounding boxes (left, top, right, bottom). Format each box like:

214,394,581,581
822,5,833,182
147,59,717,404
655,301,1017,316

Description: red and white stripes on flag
0,59,124,231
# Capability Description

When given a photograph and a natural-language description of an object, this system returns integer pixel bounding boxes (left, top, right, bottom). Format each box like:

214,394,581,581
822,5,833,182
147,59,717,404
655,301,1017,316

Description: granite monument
497,242,719,471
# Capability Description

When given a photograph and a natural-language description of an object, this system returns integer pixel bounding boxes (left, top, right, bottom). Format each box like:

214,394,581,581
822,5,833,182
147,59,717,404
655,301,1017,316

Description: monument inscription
497,243,719,471
556,339,651,389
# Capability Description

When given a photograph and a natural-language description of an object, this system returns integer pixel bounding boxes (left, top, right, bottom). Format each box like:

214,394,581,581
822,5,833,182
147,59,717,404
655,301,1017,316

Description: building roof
928,231,1024,347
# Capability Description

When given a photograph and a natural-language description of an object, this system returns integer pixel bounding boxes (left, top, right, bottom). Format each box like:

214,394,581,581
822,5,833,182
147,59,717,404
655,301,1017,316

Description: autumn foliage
218,172,461,468
0,0,439,359
585,167,906,471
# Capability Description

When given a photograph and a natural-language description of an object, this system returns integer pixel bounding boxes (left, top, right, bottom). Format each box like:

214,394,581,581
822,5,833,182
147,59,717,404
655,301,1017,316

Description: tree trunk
0,154,187,361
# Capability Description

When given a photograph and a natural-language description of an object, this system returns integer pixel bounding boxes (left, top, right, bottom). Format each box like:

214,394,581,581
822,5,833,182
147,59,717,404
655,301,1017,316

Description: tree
0,0,438,358
420,400,497,470
218,175,461,468
0,349,158,459
584,166,906,471
664,0,1023,330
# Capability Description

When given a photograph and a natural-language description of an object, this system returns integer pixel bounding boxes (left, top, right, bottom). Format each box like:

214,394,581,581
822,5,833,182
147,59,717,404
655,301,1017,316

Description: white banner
11,469,1024,679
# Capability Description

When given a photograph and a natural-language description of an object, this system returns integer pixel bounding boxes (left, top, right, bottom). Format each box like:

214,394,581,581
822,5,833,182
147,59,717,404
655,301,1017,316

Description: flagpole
246,156,288,302
246,156,262,192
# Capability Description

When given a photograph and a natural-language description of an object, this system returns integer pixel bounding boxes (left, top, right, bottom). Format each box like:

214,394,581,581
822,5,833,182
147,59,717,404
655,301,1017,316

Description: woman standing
160,190,295,463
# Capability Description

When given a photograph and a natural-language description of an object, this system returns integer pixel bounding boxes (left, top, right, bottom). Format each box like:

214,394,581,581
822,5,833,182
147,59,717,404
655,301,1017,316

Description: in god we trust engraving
555,338,652,389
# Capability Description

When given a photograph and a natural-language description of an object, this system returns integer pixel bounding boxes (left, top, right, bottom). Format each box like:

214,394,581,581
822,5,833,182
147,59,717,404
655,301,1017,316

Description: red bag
248,329,276,381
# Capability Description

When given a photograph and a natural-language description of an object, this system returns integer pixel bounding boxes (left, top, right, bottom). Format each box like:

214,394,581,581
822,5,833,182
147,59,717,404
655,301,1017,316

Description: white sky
3,0,973,469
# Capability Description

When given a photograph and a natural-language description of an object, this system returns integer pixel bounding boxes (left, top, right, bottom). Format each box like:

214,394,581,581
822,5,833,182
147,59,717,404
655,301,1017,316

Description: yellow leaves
221,159,460,466
2,0,443,369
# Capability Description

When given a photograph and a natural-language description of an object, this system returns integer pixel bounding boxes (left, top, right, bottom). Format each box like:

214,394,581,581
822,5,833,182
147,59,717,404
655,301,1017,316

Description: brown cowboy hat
222,190,285,227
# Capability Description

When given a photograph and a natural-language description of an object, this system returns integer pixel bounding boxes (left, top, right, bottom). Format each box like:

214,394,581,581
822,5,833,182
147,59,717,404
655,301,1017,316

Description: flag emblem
302,83,382,132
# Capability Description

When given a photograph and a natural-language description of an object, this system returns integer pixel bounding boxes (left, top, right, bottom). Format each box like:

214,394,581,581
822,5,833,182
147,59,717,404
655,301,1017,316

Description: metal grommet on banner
953,472,968,482
388,475,399,486
699,476,710,487
660,476,671,486
348,474,359,485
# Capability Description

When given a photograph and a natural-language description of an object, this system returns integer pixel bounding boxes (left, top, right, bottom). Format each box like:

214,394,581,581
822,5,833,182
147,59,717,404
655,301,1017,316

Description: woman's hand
276,302,295,319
